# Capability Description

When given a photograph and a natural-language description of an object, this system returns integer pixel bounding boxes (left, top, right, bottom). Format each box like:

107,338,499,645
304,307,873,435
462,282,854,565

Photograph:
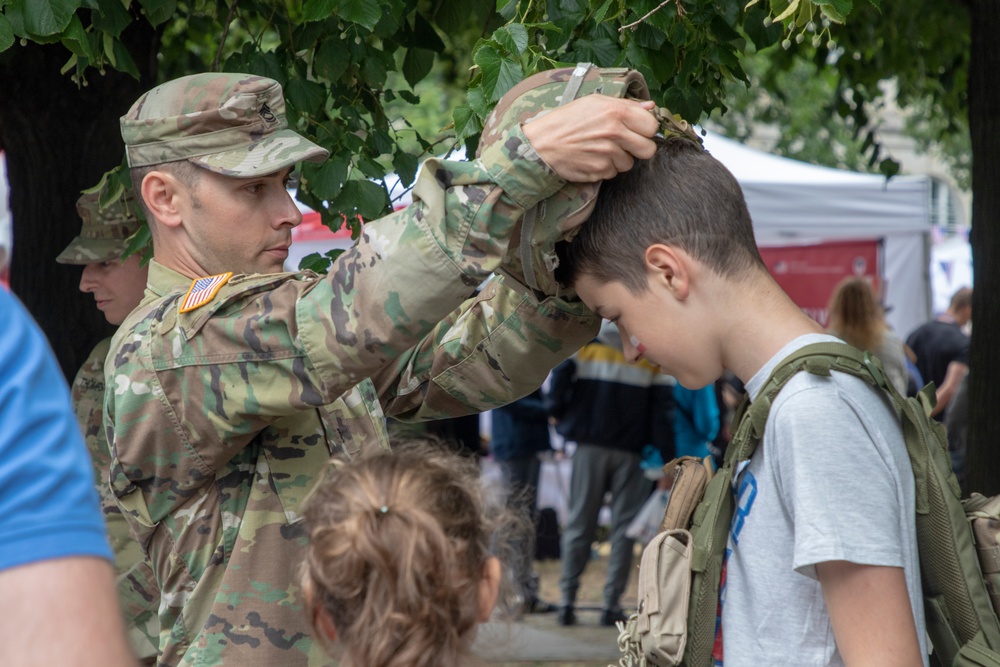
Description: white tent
700,130,933,338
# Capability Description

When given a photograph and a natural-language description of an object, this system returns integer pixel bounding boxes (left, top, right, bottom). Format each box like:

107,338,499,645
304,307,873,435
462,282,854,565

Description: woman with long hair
826,276,910,394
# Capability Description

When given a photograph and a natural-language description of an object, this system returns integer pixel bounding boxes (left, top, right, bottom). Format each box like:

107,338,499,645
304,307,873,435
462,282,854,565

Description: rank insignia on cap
179,272,233,313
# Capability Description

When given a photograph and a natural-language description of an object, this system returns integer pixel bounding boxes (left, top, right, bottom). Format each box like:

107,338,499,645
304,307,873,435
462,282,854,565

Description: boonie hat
56,188,142,265
121,73,330,177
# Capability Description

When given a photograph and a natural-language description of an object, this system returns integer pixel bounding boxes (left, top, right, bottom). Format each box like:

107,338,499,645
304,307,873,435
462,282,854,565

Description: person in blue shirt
0,287,135,666
673,383,720,460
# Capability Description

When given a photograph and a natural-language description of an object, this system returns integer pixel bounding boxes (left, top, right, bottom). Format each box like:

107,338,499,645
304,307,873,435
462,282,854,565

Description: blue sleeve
692,385,720,443
0,290,112,571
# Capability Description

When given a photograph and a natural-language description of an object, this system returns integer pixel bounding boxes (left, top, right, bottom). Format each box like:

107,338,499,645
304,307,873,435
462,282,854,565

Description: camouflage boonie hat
56,188,142,265
121,73,329,177
477,64,651,293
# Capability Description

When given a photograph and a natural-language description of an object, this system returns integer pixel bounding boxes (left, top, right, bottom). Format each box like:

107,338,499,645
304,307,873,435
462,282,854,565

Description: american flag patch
178,272,233,314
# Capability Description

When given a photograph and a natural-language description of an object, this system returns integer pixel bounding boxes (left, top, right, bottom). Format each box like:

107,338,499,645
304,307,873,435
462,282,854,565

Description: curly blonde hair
826,276,887,353
301,442,508,667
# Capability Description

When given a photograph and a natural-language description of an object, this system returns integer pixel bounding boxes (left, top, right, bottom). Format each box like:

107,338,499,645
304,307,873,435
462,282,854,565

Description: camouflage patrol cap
121,73,330,177
56,189,142,265
477,64,651,294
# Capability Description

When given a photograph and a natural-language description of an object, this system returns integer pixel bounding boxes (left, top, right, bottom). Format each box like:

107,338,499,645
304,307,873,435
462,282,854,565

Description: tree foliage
1,0,789,271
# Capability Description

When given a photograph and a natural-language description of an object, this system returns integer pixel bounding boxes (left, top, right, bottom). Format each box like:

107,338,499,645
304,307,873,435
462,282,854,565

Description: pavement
471,547,640,665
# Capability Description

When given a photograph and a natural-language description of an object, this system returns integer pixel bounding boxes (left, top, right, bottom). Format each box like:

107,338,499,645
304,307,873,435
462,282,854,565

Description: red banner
759,239,882,327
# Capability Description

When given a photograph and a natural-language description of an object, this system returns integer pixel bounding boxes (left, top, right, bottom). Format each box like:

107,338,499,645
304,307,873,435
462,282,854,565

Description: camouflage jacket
104,128,599,666
73,339,159,660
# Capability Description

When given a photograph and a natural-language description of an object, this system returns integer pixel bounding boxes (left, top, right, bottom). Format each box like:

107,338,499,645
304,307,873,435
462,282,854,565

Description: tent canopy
700,131,933,337
700,130,932,244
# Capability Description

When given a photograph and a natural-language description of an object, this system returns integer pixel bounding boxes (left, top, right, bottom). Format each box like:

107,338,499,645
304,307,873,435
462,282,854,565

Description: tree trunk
964,0,1000,495
0,26,157,380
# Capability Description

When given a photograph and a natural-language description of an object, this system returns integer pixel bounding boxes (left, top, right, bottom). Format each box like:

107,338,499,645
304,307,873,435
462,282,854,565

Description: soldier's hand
522,96,659,182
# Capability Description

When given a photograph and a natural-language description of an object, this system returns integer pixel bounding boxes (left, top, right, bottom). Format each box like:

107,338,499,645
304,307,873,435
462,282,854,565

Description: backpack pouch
636,528,694,666
955,642,1000,667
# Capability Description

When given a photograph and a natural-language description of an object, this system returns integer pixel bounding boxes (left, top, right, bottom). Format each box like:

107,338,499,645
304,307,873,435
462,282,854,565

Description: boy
556,136,927,666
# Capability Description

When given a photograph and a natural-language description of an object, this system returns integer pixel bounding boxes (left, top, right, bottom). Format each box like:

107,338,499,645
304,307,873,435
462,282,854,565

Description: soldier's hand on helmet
522,96,659,182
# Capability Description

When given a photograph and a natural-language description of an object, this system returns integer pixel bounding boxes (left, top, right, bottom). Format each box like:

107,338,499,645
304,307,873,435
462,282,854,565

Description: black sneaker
557,605,576,626
525,597,558,614
599,608,629,627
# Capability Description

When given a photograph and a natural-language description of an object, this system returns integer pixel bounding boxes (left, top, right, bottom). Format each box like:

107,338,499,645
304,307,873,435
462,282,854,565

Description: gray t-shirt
717,334,927,667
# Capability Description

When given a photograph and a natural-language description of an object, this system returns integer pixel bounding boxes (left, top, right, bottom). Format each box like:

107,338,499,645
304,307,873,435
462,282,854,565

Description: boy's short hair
556,136,765,293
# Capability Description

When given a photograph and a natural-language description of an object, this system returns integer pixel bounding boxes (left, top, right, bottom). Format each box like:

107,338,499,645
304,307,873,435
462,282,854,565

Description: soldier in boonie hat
56,189,142,265
121,72,329,176
59,181,158,659
58,184,148,328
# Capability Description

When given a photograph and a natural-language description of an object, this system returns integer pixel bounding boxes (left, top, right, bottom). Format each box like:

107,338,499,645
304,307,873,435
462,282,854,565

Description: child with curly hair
300,443,508,667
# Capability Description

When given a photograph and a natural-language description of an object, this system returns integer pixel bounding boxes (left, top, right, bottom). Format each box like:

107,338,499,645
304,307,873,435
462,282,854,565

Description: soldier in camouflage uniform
56,187,159,662
105,71,658,666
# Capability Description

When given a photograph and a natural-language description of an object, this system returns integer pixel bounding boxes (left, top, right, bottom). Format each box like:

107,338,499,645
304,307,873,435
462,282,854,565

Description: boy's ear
140,170,185,230
645,243,690,300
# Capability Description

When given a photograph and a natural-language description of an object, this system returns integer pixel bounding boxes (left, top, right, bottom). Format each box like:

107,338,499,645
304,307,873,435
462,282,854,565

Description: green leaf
109,35,139,78
594,0,615,25
0,14,13,52
398,90,419,104
709,16,743,45
315,37,351,81
286,78,326,115
453,104,481,141
7,0,80,37
335,0,381,31
402,47,434,88
571,36,620,66
393,151,419,187
492,57,523,101
368,128,393,156
412,11,445,52
361,49,388,87
58,13,91,58
298,252,333,274
137,0,176,27
496,0,518,20
336,179,388,219
244,50,287,86
301,0,337,23
743,5,783,49
816,0,852,23
632,23,666,50
473,43,502,99
878,157,899,178
494,23,529,55
467,84,489,118
92,0,132,37
122,223,152,263
305,157,349,200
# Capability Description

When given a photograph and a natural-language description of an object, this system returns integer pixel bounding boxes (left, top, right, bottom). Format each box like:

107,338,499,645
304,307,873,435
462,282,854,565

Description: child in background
556,136,926,666
300,443,508,667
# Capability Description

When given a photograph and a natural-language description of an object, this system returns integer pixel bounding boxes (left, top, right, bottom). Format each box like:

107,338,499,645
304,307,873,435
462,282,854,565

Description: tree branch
620,0,685,32
211,2,238,72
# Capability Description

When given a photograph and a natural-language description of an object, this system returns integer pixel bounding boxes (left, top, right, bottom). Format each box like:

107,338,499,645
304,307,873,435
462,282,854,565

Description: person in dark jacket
490,388,557,614
546,321,675,626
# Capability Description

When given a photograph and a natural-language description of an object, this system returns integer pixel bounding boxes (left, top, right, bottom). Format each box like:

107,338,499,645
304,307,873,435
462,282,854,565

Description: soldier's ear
141,170,185,230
